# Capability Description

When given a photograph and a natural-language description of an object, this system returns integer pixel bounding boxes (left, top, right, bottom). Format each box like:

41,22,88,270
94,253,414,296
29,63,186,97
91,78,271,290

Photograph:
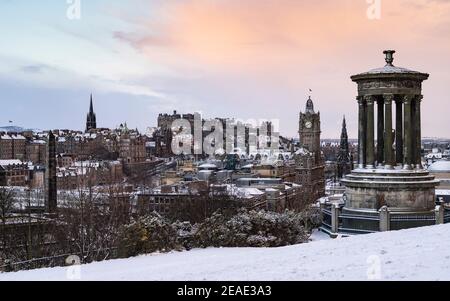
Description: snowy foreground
1,224,450,281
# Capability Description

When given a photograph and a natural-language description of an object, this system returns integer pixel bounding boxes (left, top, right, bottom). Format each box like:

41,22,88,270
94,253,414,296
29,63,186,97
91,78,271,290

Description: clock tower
299,96,321,159
294,96,325,204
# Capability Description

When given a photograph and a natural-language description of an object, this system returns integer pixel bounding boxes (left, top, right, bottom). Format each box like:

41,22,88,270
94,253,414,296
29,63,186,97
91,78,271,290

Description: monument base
321,168,441,235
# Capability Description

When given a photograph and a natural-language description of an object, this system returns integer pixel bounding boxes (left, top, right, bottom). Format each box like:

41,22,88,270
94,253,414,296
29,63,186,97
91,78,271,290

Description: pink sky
114,0,450,138
2,1,449,138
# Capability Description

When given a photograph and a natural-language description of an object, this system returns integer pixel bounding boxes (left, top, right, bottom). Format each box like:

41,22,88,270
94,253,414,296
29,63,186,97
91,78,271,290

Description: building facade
0,160,28,186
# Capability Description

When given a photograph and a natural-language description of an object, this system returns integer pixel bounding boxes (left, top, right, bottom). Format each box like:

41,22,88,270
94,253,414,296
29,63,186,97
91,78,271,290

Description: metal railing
320,203,447,235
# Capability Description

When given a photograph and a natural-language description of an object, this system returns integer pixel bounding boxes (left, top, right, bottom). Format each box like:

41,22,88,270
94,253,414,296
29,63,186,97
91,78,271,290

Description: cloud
20,64,53,74
114,0,450,68
110,0,450,138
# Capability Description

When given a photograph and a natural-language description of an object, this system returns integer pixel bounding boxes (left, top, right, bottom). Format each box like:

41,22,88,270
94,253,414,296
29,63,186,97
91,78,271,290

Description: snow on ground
309,229,332,242
1,224,450,281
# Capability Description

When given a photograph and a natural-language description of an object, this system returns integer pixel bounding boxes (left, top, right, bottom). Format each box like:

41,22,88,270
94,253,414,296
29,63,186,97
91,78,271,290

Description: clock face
305,121,312,129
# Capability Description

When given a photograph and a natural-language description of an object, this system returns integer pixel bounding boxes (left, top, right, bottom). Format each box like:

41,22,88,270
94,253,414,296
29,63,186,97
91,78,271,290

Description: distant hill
0,126,39,133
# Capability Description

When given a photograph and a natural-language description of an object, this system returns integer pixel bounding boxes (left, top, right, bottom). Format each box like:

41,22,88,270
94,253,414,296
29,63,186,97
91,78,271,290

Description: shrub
118,212,180,257
118,209,315,257
194,209,310,248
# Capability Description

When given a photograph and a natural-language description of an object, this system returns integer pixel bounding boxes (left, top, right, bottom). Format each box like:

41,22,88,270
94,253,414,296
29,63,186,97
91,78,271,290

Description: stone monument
338,50,440,233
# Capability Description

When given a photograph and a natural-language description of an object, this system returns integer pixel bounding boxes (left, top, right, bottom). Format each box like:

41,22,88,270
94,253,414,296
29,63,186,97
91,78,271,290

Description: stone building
0,133,26,160
11,134,26,160
294,97,326,204
57,153,75,168
155,111,277,158
119,130,146,164
0,160,28,186
252,162,297,183
26,140,47,165
0,134,13,159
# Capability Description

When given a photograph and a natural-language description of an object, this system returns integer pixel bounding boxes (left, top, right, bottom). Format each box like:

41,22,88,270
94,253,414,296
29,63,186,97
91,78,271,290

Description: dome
351,50,428,81
361,65,420,75
428,160,450,173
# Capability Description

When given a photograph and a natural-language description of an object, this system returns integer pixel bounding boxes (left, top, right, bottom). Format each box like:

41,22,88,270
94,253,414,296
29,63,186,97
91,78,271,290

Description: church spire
89,94,94,114
337,115,351,179
86,94,97,132
341,116,348,140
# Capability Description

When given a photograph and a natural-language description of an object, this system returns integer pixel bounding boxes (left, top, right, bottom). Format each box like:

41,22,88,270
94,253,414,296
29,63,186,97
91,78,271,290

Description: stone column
403,95,413,170
46,131,58,215
379,206,390,232
384,94,394,169
395,99,403,166
331,203,340,238
358,96,366,168
414,95,423,169
365,95,375,169
435,205,444,225
377,97,384,167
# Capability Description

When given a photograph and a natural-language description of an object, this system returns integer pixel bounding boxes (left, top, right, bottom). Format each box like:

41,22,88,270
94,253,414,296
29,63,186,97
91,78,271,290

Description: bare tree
167,186,246,223
0,188,16,250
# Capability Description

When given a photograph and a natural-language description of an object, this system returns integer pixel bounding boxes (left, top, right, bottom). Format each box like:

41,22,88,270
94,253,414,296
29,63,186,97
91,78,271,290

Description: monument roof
361,64,421,75
351,50,428,80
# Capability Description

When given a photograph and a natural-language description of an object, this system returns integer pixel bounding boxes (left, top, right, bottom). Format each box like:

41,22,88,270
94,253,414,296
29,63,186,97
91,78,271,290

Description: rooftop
428,160,450,173
0,159,23,166
352,50,428,80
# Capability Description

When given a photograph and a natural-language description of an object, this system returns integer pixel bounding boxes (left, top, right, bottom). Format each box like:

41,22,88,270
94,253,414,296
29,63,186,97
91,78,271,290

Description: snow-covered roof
226,184,264,198
361,65,420,75
428,160,450,173
31,140,46,145
295,148,310,155
0,159,23,166
198,163,217,169
10,134,26,140
436,189,450,196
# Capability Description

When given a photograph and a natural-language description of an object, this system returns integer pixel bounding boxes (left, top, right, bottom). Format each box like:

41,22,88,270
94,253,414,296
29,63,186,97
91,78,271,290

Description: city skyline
1,0,450,138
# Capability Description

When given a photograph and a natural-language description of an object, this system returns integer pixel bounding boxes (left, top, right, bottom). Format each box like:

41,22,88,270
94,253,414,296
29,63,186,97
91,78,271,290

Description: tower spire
337,115,351,179
341,115,347,138
90,93,94,113
86,94,97,132
305,96,315,114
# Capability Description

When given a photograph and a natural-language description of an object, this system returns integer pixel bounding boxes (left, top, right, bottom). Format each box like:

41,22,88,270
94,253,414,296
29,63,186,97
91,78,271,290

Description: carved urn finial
383,50,396,66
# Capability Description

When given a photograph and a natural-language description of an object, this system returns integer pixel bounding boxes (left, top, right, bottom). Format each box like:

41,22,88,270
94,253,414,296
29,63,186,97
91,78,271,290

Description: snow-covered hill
0,126,39,133
1,224,449,281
